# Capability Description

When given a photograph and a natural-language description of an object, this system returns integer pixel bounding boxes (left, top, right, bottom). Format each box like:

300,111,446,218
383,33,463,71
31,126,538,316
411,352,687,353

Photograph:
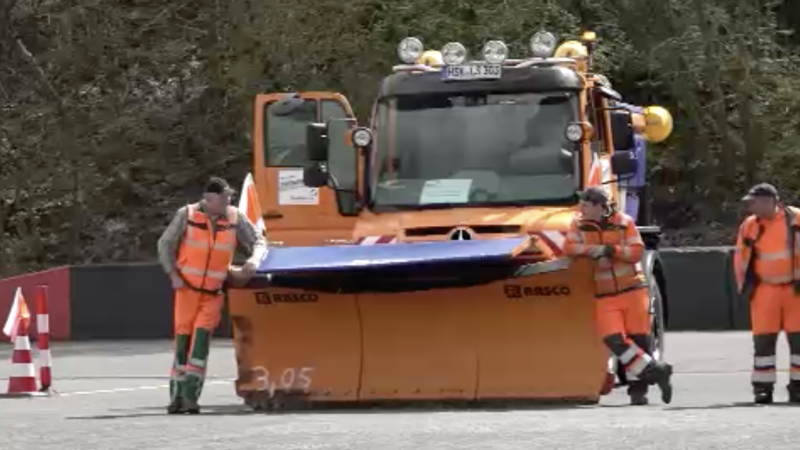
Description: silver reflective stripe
566,231,582,242
179,266,227,280
595,264,636,281
188,357,207,368
618,346,638,365
184,238,210,249
761,274,795,284
626,353,652,377
757,250,791,261
185,371,206,380
791,354,800,366
754,355,777,368
180,266,205,277
752,370,776,383
570,244,588,254
206,269,227,280
214,242,235,251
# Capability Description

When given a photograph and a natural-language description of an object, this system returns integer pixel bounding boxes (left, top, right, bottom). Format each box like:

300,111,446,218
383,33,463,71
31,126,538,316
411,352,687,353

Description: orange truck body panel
252,92,360,247
229,258,605,403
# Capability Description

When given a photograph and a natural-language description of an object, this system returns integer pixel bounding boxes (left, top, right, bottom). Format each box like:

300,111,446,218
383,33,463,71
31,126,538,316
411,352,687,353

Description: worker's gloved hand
587,246,606,259
170,272,184,289
241,260,258,279
601,244,616,258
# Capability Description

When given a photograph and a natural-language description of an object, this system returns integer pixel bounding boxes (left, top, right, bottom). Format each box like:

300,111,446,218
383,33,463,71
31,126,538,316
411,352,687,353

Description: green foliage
1,0,799,274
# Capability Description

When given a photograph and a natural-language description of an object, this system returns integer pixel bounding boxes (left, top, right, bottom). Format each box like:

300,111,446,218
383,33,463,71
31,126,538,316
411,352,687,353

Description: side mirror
303,164,329,188
610,150,638,176
609,110,635,151
306,122,329,162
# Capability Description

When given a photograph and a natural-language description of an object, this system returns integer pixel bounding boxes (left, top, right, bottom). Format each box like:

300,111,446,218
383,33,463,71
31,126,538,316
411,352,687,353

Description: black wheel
649,275,666,362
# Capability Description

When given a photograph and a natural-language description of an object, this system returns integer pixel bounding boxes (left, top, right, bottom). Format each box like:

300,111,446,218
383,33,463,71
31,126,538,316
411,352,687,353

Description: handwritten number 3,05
252,366,314,397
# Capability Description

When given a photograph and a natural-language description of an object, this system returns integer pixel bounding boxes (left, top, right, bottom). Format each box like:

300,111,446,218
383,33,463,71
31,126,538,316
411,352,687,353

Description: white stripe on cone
37,315,49,334
14,335,31,351
11,363,36,378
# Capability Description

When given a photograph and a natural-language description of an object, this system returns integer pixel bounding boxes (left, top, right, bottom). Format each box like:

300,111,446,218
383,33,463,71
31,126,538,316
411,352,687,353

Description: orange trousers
596,287,651,338
750,284,800,386
596,287,654,384
170,288,224,403
174,288,224,335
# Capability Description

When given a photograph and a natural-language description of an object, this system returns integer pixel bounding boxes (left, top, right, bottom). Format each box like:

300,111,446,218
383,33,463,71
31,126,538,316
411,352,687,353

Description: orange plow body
228,245,608,408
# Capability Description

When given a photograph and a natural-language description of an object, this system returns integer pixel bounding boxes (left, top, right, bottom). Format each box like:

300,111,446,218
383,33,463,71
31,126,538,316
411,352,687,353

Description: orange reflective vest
564,211,646,297
176,203,239,293
734,206,800,294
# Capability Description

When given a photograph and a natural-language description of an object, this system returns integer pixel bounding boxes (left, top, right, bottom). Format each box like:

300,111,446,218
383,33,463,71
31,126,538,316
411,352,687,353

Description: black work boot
787,382,800,404
167,398,185,414
641,362,673,404
754,386,773,404
182,397,201,414
628,381,649,406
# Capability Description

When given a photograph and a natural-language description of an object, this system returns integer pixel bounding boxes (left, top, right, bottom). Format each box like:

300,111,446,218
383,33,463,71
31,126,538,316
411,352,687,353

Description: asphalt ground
0,331,797,450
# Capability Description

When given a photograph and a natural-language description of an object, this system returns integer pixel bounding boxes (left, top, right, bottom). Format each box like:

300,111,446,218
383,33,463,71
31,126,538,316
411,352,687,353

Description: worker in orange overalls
157,177,267,414
564,186,673,405
734,182,800,404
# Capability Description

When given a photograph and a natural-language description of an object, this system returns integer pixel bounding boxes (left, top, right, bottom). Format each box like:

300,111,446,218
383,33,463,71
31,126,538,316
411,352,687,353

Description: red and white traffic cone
5,320,38,396
36,285,52,393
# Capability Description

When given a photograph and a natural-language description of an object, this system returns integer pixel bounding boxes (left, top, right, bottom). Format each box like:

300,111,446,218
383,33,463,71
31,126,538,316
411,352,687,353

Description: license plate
442,63,502,81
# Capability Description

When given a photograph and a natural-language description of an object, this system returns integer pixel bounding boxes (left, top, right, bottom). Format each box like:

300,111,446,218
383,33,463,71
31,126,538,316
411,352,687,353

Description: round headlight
565,123,584,142
398,37,424,64
482,40,508,64
441,42,467,65
352,127,372,147
530,31,557,58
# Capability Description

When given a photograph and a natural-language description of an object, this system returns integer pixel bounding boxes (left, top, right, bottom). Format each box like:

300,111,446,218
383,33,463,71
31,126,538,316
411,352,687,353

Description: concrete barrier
0,267,71,340
0,264,232,341
660,247,737,331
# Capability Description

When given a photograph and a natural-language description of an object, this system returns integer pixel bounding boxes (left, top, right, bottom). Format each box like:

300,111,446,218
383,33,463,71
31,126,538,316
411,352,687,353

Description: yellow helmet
416,50,444,67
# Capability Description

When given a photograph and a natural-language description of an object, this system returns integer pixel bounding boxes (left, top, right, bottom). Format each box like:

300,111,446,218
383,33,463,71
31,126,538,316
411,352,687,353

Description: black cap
205,177,235,195
578,186,610,205
742,183,778,201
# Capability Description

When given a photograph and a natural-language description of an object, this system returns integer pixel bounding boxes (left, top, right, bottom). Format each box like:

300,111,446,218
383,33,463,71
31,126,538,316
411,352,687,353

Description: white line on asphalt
55,379,234,397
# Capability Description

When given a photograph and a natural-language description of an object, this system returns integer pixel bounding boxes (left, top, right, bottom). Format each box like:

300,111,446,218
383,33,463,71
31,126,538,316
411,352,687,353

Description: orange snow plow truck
227,30,675,410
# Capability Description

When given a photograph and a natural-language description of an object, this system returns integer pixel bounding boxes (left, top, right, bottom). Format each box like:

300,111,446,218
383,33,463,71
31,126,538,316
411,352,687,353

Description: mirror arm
601,173,636,185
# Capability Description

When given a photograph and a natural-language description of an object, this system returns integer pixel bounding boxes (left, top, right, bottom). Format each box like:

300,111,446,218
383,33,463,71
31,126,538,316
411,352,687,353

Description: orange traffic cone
5,320,39,396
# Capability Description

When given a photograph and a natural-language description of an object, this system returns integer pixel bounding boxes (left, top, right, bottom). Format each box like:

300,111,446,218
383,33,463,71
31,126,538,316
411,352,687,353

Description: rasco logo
255,292,319,305
504,284,570,299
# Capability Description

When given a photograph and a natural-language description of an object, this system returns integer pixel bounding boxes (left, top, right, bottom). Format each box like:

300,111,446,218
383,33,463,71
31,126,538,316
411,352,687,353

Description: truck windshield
370,91,579,211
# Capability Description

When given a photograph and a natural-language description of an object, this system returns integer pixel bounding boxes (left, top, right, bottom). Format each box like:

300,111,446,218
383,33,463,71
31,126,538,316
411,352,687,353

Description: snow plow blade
228,237,607,409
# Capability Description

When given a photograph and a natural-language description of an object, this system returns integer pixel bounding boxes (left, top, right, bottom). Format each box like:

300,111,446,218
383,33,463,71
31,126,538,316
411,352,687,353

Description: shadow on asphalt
665,401,800,411
66,401,597,419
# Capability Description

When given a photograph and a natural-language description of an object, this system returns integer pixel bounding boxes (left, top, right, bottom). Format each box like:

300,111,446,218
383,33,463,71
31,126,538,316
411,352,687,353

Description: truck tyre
648,274,666,362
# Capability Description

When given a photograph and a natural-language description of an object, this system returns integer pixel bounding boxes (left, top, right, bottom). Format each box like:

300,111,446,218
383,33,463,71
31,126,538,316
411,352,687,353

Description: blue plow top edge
256,236,530,275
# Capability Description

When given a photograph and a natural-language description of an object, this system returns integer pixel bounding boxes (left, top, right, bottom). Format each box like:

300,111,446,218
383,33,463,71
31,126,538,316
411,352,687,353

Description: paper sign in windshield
278,169,319,205
419,179,472,204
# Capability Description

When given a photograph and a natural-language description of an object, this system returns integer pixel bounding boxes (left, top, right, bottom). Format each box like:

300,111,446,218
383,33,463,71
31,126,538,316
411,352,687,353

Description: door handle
264,210,283,219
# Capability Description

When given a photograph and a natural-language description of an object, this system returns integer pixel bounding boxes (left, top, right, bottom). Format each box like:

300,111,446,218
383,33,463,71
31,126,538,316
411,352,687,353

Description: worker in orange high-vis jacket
157,177,267,414
564,187,673,405
734,182,800,404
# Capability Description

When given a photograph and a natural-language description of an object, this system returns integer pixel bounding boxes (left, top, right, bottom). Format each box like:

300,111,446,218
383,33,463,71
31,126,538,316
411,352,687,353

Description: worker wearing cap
157,177,268,414
564,186,673,405
734,183,800,404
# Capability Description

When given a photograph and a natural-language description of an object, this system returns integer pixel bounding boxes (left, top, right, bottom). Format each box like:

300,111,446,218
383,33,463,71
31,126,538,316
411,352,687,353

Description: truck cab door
252,92,359,247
